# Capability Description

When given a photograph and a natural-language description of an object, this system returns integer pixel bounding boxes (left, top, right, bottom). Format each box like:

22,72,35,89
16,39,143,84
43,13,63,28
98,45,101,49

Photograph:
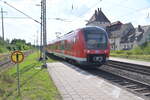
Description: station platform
109,57,150,67
47,62,144,100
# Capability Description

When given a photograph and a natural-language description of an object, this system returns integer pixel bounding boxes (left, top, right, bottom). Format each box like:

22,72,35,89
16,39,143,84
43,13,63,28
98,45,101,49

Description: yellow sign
11,51,24,63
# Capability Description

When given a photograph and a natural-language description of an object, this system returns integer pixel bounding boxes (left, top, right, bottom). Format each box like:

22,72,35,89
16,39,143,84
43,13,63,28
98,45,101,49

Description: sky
0,0,150,44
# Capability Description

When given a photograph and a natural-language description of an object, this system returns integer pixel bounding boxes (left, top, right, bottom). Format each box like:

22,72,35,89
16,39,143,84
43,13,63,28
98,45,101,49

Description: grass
0,52,61,100
110,42,150,62
110,53,150,62
0,45,8,53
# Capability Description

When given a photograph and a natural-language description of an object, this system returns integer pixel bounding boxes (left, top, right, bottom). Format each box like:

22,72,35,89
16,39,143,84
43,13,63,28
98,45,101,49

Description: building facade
86,8,150,50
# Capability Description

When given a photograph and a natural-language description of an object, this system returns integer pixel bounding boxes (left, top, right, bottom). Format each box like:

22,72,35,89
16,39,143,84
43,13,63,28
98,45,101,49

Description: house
86,8,150,50
108,22,135,50
120,25,150,50
86,8,111,29
134,25,150,46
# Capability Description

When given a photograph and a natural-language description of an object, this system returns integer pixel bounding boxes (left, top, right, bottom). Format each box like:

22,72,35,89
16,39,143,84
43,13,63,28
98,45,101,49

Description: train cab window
83,27,108,50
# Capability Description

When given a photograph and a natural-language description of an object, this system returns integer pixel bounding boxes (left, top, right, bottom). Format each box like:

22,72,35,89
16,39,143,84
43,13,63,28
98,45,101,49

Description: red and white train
47,26,110,67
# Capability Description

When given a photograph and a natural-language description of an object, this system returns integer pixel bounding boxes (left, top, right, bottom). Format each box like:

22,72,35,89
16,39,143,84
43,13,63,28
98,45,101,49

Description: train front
82,27,110,66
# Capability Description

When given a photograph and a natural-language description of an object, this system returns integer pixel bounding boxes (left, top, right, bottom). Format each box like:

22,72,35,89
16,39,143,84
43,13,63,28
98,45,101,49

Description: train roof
81,26,106,32
48,26,106,44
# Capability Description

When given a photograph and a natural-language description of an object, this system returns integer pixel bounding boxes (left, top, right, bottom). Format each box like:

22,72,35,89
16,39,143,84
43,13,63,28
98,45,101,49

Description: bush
110,42,150,61
130,46,143,54
125,51,133,56
23,45,30,50
111,50,125,54
0,38,33,53
0,45,8,53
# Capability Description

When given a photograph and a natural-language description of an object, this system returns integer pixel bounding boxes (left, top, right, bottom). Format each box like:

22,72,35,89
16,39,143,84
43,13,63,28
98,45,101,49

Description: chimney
138,25,142,32
100,8,101,11
98,8,100,12
95,10,98,20
95,10,97,16
138,25,144,33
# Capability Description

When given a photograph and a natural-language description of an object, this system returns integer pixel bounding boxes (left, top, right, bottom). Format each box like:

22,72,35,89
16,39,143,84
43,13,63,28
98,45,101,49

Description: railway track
66,60,150,100
96,60,150,100
47,54,150,99
107,60,150,75
101,60,150,86
0,50,33,72
85,68,150,100
0,54,10,66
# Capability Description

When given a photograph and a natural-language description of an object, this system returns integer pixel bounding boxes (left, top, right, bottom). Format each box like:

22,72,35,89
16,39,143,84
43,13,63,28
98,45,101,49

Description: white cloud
131,8,150,27
0,0,150,44
2,18,38,43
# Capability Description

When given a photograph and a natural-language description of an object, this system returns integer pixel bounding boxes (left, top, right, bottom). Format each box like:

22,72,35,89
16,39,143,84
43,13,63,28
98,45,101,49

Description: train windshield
83,28,108,50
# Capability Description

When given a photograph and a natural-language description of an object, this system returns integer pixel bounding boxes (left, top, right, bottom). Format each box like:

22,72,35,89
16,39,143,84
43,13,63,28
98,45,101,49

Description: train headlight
104,50,107,53
85,49,90,53
87,50,90,53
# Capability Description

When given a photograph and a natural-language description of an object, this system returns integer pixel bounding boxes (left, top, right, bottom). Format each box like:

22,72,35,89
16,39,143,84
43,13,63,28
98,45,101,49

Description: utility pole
36,31,39,47
34,35,36,48
42,0,47,68
1,8,7,40
36,2,43,60
40,1,43,60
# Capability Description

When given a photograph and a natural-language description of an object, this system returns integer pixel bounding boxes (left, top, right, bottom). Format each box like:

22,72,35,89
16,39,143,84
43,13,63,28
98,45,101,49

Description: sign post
11,51,24,96
17,63,20,96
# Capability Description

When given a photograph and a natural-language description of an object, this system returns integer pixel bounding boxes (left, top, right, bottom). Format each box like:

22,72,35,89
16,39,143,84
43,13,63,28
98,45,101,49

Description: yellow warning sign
11,51,24,63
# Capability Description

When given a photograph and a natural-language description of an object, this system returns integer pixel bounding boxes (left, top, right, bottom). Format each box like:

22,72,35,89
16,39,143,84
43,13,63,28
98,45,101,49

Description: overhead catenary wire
1,1,40,24
1,0,143,22
1,17,31,19
1,17,72,21
1,0,149,24
0,0,100,23
76,0,150,22
99,0,150,20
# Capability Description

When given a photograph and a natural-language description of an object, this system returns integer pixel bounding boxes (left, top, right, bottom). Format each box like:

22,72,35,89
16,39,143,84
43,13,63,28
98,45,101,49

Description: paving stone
71,95,81,100
63,97,73,100
47,62,145,100
62,95,72,98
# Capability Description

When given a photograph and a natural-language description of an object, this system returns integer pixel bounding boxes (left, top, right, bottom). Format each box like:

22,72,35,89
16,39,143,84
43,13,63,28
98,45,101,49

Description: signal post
11,51,24,96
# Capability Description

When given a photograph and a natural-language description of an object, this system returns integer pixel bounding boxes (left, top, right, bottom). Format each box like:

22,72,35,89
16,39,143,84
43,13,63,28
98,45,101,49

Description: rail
104,60,150,85
0,50,33,72
46,54,150,99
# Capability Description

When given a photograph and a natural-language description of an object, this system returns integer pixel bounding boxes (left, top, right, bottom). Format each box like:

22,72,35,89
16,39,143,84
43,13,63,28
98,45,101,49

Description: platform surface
109,57,150,67
47,62,144,100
